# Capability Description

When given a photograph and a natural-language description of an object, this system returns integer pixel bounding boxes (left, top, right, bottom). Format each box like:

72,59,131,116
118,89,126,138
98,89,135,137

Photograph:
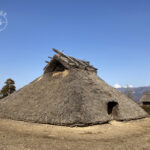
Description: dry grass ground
0,118,150,150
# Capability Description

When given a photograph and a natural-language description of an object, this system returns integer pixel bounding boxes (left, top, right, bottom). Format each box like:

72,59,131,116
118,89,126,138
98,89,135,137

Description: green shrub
1,78,16,98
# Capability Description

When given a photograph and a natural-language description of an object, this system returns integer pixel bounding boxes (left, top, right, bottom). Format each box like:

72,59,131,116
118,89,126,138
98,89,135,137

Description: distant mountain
118,86,150,101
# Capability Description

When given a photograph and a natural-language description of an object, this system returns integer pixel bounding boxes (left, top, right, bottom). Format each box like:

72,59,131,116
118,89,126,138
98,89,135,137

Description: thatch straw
140,92,150,103
0,49,147,126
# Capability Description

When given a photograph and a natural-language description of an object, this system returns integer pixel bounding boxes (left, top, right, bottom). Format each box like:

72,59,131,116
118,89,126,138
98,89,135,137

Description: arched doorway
107,101,118,119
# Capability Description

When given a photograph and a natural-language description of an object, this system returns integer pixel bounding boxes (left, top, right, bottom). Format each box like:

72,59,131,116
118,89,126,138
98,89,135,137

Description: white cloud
114,84,134,89
114,83,122,88
128,85,133,88
123,85,133,88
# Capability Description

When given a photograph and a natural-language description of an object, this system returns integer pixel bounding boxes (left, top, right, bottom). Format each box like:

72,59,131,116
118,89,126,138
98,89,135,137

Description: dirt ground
0,118,150,150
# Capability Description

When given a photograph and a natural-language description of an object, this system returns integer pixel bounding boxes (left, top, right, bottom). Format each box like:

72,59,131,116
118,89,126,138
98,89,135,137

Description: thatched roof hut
140,92,150,105
0,49,147,126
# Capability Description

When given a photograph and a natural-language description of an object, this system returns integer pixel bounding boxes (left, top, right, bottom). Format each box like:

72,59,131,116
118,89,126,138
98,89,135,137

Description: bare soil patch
0,118,150,150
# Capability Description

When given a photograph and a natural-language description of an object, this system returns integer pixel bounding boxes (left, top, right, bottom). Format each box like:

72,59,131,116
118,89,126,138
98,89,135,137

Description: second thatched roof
140,92,150,102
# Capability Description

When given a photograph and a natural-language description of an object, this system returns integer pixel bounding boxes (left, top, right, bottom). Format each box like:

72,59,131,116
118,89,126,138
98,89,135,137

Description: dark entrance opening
143,102,150,105
107,101,118,119
51,60,66,72
44,59,66,74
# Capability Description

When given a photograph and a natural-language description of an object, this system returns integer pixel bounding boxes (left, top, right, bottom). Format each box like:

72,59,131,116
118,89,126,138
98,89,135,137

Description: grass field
0,117,150,150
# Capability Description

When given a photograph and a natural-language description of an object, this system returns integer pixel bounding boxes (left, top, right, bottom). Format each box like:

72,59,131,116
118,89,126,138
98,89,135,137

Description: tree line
0,78,16,99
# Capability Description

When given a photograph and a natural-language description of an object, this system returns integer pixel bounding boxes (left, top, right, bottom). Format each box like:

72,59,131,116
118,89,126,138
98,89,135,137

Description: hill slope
118,86,150,101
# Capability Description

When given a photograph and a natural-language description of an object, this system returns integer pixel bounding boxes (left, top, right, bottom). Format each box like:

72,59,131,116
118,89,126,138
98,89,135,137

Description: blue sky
0,0,150,89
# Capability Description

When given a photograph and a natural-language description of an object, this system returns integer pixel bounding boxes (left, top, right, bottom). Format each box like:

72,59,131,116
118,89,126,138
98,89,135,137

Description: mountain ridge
118,86,150,101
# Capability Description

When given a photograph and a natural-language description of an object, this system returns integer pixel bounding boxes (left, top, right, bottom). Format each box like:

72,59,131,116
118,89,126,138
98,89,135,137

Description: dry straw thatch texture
140,92,150,103
0,49,147,126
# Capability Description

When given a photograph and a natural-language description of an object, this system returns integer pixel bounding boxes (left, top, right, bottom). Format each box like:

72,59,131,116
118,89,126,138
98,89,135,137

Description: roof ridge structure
44,48,97,74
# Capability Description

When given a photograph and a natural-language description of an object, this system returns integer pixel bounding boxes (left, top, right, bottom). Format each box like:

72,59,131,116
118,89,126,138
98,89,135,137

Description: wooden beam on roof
53,48,65,56
52,48,97,72
53,48,79,66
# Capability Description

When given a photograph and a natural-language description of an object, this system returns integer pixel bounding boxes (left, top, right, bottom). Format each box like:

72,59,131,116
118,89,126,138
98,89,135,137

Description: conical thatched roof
140,92,150,102
0,49,147,126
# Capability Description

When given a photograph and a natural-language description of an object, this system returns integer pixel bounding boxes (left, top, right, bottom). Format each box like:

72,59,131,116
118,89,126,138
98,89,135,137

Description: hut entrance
107,101,118,119
143,102,150,105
